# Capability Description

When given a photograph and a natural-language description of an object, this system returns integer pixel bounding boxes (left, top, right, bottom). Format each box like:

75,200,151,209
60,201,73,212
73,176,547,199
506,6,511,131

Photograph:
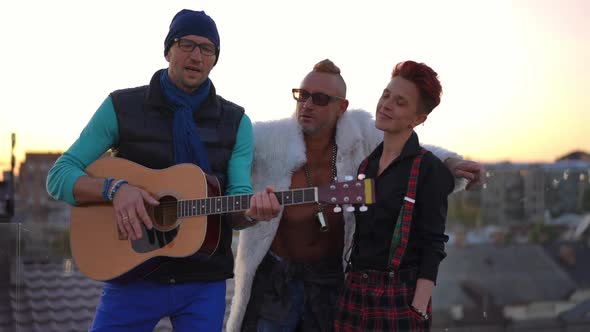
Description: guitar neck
177,188,319,218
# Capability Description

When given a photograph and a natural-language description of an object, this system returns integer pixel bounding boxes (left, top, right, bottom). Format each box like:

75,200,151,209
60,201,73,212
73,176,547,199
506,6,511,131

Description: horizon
2,145,588,173
1,0,589,170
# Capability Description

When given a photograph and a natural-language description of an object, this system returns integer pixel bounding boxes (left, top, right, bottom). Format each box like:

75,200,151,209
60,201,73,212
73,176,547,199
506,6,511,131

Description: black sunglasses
292,88,345,106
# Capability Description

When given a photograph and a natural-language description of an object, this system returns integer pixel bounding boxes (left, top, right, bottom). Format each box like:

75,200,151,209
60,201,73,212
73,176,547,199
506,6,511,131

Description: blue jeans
257,278,304,332
90,279,226,332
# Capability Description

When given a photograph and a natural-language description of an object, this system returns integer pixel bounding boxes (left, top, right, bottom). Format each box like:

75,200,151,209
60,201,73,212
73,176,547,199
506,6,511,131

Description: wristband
108,179,128,202
102,178,114,201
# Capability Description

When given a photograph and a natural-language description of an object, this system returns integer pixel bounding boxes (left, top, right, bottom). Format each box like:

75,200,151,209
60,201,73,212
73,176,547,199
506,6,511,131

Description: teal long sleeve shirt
47,96,254,205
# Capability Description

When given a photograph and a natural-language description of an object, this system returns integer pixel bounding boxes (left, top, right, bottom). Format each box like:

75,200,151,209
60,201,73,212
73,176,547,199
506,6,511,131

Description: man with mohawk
228,59,481,332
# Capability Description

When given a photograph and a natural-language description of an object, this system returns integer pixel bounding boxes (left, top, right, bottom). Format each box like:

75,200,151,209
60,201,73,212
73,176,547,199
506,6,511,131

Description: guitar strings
149,183,362,208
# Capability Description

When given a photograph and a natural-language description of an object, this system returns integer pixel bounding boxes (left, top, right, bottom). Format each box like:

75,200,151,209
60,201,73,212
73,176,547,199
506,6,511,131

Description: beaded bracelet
108,179,128,202
101,178,114,201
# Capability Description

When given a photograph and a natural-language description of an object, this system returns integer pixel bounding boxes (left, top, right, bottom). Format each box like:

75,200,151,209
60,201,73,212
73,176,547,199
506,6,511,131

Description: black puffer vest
110,69,244,282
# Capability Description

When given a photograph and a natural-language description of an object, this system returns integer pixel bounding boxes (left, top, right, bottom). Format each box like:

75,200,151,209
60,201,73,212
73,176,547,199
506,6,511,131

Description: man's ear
339,99,349,116
165,53,170,62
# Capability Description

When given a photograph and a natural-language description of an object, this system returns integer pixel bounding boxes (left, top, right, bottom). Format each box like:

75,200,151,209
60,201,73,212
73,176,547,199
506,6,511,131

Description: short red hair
392,61,442,114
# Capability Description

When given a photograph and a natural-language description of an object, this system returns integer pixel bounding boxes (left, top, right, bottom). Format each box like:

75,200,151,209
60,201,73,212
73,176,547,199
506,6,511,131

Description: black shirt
350,132,454,282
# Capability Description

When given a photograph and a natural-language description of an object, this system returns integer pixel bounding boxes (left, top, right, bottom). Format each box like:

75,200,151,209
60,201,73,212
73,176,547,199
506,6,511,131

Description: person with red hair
334,61,452,331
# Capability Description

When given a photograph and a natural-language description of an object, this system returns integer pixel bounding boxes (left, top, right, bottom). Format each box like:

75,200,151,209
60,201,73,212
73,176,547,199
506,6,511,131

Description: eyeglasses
174,38,217,56
292,88,345,106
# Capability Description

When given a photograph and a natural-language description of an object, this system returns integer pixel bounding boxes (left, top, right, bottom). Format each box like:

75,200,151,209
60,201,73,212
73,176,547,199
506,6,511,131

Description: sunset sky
0,0,588,175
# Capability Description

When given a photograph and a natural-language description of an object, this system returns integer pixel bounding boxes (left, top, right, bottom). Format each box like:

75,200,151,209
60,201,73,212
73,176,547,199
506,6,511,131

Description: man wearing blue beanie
46,8,280,332
164,9,221,61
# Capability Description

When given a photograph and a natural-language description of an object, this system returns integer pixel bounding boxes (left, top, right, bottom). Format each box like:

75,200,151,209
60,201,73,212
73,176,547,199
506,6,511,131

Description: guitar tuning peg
359,205,368,212
344,175,353,181
333,205,342,213
346,206,355,212
357,174,366,180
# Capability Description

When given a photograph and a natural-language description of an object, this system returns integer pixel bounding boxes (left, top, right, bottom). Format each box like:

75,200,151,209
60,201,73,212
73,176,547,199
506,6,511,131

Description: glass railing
0,220,234,332
2,161,590,331
434,163,590,331
0,223,19,332
0,222,106,332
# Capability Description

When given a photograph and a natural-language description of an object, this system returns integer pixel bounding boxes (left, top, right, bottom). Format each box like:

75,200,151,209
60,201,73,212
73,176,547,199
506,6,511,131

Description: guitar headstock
317,178,375,207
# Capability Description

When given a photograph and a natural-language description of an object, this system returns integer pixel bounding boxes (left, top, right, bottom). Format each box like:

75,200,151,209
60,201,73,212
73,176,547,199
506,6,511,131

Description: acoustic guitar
70,157,375,282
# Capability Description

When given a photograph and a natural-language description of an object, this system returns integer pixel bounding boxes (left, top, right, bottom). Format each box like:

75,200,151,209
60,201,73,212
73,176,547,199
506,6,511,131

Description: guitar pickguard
131,225,179,253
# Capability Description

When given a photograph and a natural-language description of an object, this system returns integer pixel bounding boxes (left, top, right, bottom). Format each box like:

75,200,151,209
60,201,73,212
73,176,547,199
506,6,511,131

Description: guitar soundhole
151,195,179,231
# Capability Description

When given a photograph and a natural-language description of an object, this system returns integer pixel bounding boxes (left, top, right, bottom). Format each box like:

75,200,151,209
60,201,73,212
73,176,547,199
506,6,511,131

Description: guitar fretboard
177,188,318,218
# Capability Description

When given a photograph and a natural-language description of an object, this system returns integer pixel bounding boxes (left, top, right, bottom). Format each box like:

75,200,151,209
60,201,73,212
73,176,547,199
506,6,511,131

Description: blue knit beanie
164,9,220,62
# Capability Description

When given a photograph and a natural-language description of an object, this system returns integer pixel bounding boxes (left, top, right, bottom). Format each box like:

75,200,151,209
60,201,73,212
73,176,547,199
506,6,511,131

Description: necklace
303,141,338,232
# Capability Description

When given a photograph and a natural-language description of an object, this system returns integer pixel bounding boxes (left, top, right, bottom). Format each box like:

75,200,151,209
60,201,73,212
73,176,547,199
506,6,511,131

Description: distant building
459,160,590,227
543,161,590,217
0,181,10,222
2,171,11,182
481,163,526,225
522,167,546,223
557,150,590,162
16,153,69,225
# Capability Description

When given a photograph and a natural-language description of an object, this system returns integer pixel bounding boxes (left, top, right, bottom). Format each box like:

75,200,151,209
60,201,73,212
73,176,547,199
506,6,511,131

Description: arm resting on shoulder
422,144,483,191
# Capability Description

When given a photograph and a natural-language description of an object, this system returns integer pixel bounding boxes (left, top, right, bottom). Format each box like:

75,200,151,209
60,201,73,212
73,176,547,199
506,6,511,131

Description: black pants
241,252,344,332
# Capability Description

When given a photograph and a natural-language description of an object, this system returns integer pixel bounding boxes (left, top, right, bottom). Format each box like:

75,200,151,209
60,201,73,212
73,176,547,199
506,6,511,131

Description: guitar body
70,157,221,282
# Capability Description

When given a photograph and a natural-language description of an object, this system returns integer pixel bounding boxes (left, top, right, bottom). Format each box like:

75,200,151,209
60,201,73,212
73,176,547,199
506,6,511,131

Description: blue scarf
160,70,212,173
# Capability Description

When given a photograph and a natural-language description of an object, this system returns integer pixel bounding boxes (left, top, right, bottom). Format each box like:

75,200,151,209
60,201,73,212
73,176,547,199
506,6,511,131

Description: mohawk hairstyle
312,59,347,96
313,59,341,74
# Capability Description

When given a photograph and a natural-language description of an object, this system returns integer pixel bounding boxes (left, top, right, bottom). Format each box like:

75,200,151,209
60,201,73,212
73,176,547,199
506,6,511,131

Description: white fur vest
227,109,462,331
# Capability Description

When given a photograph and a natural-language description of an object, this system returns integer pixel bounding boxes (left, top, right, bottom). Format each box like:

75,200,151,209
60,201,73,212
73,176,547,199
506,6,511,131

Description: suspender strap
387,148,427,270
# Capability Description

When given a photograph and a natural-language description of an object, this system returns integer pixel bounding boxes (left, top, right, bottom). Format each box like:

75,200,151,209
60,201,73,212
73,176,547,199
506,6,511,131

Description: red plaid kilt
334,270,431,332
